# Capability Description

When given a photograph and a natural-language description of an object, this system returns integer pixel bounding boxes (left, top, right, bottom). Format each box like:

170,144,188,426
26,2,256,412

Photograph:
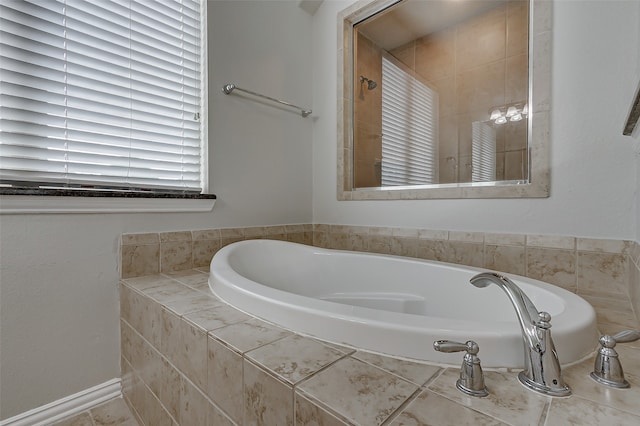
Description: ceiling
357,0,506,51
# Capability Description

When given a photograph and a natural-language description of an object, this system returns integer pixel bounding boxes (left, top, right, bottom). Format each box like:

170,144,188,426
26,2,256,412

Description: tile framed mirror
337,0,551,200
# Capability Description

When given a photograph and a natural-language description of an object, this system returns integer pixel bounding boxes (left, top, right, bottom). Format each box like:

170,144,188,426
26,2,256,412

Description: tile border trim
0,379,121,426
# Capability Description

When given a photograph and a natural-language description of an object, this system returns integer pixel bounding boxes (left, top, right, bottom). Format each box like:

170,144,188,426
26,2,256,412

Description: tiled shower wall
120,224,640,331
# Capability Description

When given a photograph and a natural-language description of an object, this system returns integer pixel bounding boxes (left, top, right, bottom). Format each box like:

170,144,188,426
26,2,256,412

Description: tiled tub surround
120,269,640,425
120,225,313,278
121,225,640,330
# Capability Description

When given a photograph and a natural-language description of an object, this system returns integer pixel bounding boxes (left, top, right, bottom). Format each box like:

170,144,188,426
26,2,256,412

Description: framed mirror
337,0,551,200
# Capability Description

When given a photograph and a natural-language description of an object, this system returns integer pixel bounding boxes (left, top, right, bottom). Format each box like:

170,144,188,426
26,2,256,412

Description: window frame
0,0,212,213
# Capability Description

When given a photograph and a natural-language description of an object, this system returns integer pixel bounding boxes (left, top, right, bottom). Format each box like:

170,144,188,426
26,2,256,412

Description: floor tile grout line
380,385,424,426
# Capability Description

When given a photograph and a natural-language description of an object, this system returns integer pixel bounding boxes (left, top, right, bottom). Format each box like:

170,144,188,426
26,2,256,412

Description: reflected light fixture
489,102,528,125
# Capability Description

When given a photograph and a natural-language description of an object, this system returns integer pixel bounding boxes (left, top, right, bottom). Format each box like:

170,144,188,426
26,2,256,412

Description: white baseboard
0,379,122,426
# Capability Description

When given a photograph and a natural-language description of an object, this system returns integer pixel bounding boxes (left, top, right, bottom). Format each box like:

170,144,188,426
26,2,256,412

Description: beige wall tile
192,239,221,268
561,353,640,418
287,231,313,245
414,28,455,82
630,259,640,324
246,334,346,386
445,241,484,268
418,229,448,240
526,247,576,291
577,252,628,297
417,239,448,262
184,304,251,333
390,236,418,258
161,309,208,392
134,374,174,426
506,0,529,58
121,275,176,293
210,318,291,354
485,232,525,246
485,245,525,275
295,394,350,426
159,231,192,243
160,241,193,272
122,233,159,245
120,285,162,348
449,231,484,243
546,395,640,425
579,293,639,330
390,41,415,70
432,76,457,119
208,336,243,423
456,61,506,116
179,375,211,426
220,228,244,239
504,149,527,181
352,351,440,387
577,238,629,254
297,357,417,425
242,226,264,239
90,396,138,426
163,269,209,289
526,234,575,250
121,244,159,278
456,4,506,72
503,118,528,151
631,241,640,265
143,281,199,304
163,293,220,317
191,229,220,241
505,53,528,104
154,356,181,422
390,390,506,426
244,360,294,426
368,235,392,254
428,369,547,425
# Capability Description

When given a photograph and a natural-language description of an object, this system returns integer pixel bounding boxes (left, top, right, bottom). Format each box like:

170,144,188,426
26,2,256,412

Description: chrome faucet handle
434,339,489,397
590,330,640,388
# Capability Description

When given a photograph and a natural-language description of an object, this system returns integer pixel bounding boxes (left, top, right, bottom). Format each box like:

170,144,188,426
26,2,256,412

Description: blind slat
381,56,438,186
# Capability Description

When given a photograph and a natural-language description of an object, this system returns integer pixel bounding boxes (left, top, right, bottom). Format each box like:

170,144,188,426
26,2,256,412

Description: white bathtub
208,240,598,368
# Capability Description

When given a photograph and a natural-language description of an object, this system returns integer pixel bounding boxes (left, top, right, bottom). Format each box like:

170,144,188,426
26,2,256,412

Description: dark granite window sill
0,187,216,214
0,187,216,199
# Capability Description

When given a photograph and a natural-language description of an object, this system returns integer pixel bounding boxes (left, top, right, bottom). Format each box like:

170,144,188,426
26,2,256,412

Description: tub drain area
317,292,427,315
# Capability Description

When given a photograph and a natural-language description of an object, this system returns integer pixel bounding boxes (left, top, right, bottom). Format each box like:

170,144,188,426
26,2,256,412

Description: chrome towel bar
222,83,312,118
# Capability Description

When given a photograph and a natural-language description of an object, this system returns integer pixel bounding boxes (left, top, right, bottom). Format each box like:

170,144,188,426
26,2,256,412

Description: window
471,121,496,182
0,0,205,193
380,54,438,186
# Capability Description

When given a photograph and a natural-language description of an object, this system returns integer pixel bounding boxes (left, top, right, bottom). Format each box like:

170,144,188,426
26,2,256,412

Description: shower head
360,75,377,90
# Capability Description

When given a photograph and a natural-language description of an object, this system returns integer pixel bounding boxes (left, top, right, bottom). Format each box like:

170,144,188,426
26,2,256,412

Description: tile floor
50,398,138,426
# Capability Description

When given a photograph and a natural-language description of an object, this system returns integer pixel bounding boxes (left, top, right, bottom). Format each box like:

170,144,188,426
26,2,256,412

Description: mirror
338,0,551,200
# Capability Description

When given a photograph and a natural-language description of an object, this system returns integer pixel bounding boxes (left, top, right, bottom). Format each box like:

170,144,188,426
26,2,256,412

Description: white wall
0,1,313,419
311,0,640,241
635,1,640,244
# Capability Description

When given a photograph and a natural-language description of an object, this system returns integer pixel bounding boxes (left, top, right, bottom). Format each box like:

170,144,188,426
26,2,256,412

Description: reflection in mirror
353,0,529,188
339,0,550,199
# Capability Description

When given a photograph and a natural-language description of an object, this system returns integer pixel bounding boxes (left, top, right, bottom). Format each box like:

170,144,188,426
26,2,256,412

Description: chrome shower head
360,75,377,90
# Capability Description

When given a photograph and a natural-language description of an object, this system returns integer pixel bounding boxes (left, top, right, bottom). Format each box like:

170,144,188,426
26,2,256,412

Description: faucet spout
470,272,571,397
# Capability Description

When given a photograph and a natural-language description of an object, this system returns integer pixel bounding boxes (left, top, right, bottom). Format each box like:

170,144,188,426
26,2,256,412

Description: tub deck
121,269,640,426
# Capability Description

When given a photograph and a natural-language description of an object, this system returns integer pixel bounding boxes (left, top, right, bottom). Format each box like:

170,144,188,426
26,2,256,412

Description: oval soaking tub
208,240,598,368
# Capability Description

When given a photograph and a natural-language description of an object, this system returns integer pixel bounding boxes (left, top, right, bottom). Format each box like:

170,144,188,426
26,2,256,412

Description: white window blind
0,0,204,192
381,54,437,186
471,121,496,182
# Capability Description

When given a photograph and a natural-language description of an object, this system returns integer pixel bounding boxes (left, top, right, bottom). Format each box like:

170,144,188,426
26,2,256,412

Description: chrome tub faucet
470,272,571,397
